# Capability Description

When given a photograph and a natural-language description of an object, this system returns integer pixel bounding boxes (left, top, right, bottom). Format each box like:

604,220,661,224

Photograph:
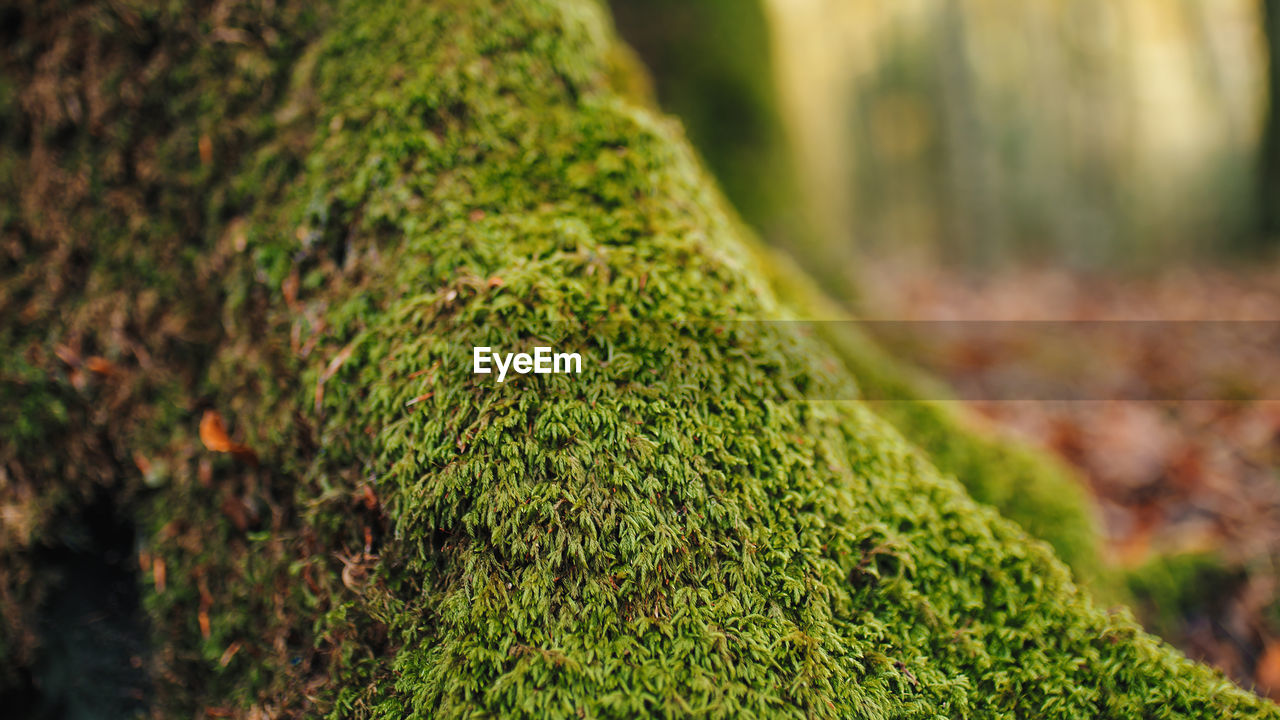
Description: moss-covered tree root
1,0,1274,717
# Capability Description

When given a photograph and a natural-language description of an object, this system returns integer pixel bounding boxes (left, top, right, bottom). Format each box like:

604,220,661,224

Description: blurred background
614,0,1276,271
611,0,1280,699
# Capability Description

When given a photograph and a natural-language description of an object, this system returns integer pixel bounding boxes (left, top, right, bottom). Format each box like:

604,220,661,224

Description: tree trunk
0,0,1273,717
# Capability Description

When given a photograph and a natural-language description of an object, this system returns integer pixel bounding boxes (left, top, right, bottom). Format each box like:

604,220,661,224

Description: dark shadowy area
3,491,149,720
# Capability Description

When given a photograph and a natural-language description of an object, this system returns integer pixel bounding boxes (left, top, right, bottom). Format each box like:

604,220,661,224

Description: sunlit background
771,0,1265,267
615,0,1274,271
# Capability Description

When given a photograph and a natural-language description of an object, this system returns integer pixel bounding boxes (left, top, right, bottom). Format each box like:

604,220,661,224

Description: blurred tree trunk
1259,0,1280,243
607,0,801,243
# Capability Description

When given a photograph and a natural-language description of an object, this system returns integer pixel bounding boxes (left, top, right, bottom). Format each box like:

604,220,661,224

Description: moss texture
597,0,1104,584
752,245,1106,590
605,0,807,254
0,0,1275,717
0,0,323,704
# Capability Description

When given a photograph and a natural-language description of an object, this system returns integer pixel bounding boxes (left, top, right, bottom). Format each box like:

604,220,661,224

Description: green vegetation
1126,552,1244,648
0,0,1273,717
604,0,1105,585
0,0,324,705
753,245,1105,589
607,0,806,254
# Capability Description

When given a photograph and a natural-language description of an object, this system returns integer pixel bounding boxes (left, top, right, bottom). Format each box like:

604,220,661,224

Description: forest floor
855,252,1280,697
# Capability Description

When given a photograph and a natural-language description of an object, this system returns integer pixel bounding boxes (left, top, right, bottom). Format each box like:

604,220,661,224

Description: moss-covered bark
606,0,806,254
596,0,1104,583
0,0,1274,717
1,1,324,708
751,244,1105,590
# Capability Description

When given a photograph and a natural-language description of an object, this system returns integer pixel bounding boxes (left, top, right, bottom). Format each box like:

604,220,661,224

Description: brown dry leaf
323,341,357,380
302,563,320,594
198,134,213,165
132,452,152,476
198,576,213,639
199,410,259,464
53,343,80,367
200,410,236,452
1257,641,1280,698
85,355,114,375
218,641,242,668
153,556,167,593
360,484,379,511
282,269,300,311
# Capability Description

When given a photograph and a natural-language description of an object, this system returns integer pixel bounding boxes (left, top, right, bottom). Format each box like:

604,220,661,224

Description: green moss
606,0,805,252
0,0,324,705
751,243,1106,591
1126,552,1243,646
594,0,1104,586
2,0,1275,717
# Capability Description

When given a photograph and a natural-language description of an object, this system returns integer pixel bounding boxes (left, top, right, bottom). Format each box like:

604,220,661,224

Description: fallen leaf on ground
1257,641,1280,698
85,355,114,375
198,134,213,165
199,409,258,464
53,344,80,367
153,556,166,593
199,409,237,452
218,641,242,668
